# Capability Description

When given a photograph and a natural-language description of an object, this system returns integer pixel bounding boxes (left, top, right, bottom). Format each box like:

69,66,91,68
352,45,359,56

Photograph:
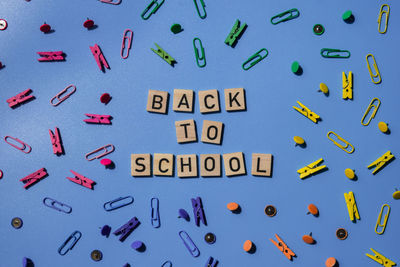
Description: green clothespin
193,0,206,19
320,48,351,58
271,8,300,25
151,43,176,66
225,19,247,47
242,48,268,71
141,0,165,20
193,37,206,68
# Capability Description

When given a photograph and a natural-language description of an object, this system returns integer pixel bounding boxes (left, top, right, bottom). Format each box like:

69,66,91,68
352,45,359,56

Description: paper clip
366,248,396,267
270,234,296,260
225,19,247,47
84,114,112,124
50,84,76,106
320,48,351,58
99,0,121,5
342,71,353,99
292,101,320,123
49,127,63,155
361,98,381,126
20,168,48,189
103,196,134,211
161,261,172,267
270,8,300,25
192,197,207,226
366,54,382,84
378,4,390,34
141,0,165,20
242,48,268,70
151,197,160,228
367,151,394,175
4,136,32,154
58,231,82,256
43,197,72,214
327,131,355,154
85,144,115,161
90,44,110,72
179,231,200,257
67,170,95,189
193,37,206,68
37,51,65,62
344,191,360,222
297,158,326,179
205,256,218,267
7,89,35,108
121,29,133,59
375,204,390,235
113,216,140,242
151,43,176,66
193,0,206,19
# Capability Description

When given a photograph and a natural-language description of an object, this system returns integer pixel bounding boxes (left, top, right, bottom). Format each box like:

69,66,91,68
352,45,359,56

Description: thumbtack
302,233,315,244
393,188,400,199
345,168,355,179
325,257,338,267
0,19,8,31
101,225,111,237
0,169,3,179
100,93,111,104
100,158,113,167
243,240,254,253
171,23,183,34
307,204,319,216
319,83,329,94
83,18,95,29
178,208,190,221
131,241,144,251
40,22,51,33
227,202,240,212
293,136,305,146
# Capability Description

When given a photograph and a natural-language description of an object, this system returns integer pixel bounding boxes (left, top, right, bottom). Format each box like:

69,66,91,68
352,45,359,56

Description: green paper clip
271,8,300,25
193,0,206,19
242,48,268,71
141,0,165,20
151,43,176,66
193,38,206,68
225,19,247,47
320,48,351,58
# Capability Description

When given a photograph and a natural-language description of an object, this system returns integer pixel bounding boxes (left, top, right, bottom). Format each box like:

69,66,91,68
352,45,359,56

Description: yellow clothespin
344,191,360,222
342,71,353,99
297,158,326,179
367,151,394,174
366,248,396,267
293,101,320,123
375,204,390,235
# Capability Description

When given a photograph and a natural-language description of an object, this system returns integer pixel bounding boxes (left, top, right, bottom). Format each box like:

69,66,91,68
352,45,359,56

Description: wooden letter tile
200,154,221,177
146,90,169,114
131,154,151,177
224,88,246,112
173,89,194,112
251,153,272,177
175,119,197,143
198,89,220,113
153,153,174,176
201,120,224,145
177,154,198,178
223,152,246,177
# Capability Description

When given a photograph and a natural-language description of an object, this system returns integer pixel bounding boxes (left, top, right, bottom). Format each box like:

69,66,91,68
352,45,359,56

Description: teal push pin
291,61,302,75
171,23,183,34
342,10,355,24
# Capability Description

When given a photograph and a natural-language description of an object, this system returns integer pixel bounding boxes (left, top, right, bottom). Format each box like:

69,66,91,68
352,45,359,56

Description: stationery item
113,217,140,242
205,256,218,267
320,48,350,58
270,234,295,260
367,151,394,174
297,158,326,179
43,197,72,213
50,84,76,106
37,51,64,61
293,101,320,123
270,8,300,25
0,19,8,30
378,122,389,133
361,98,381,126
4,136,32,153
366,54,382,84
302,234,315,244
265,205,277,217
378,4,390,34
67,170,95,189
327,131,355,154
11,217,23,229
204,233,216,244
192,197,206,226
243,240,254,252
7,89,34,108
20,168,47,189
193,0,206,19
375,204,390,235
121,29,133,59
313,24,324,35
85,144,115,161
151,43,176,66
193,37,206,68
342,71,353,99
345,168,355,179
161,261,172,267
83,19,94,29
344,191,360,222
39,23,51,33
90,250,103,261
307,204,319,216
99,0,121,5
178,209,190,221
225,19,246,47
336,228,348,240
101,225,111,237
49,127,63,154
103,196,134,211
179,231,200,257
227,202,240,212
151,197,160,228
366,248,396,267
242,48,268,70
131,241,144,250
90,44,110,71
58,231,82,255
141,0,164,20
84,114,112,124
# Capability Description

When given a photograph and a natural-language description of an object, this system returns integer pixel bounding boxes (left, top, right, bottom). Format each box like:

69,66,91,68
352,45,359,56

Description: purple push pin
178,208,190,221
23,257,28,267
131,241,144,250
123,264,130,267
101,225,111,237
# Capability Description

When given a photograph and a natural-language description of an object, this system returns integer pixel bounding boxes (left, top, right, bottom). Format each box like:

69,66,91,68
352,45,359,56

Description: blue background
0,0,399,266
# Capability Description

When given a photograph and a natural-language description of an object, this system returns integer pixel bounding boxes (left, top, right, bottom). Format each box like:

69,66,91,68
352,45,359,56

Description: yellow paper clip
361,98,381,126
366,248,396,267
342,71,353,99
367,151,394,174
366,54,382,84
344,191,360,222
378,4,390,34
293,101,320,123
375,204,390,235
297,158,326,179
327,131,355,154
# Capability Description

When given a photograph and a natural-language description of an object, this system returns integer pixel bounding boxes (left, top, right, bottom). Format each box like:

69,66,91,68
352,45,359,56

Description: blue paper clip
193,38,206,68
161,260,172,267
58,231,82,256
43,197,72,214
320,48,351,58
205,256,218,267
179,231,200,257
193,0,206,19
151,197,161,228
103,196,134,211
242,48,268,70
141,0,165,20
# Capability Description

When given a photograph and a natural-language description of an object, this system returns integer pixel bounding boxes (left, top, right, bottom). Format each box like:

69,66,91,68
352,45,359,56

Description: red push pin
100,93,111,104
40,22,51,33
100,158,113,168
83,18,95,29
0,61,3,69
0,169,3,179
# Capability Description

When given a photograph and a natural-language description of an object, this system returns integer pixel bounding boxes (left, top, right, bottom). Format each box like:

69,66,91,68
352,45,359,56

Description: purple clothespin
205,256,218,267
113,217,140,242
191,197,207,226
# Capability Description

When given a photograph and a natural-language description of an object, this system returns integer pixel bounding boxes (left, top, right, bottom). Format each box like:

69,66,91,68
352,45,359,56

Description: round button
336,228,348,240
344,168,355,179
264,205,277,217
91,250,103,261
0,19,8,31
204,232,216,244
11,217,23,229
313,24,325,35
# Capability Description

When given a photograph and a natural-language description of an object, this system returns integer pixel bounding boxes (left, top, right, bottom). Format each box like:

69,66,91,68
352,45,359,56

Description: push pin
171,23,183,34
101,225,111,237
90,250,103,261
291,61,303,75
336,228,348,240
178,208,190,221
313,24,325,35
302,233,315,244
0,169,3,179
100,93,111,104
378,121,389,133
325,257,338,267
345,168,356,180
0,19,7,31
100,158,113,168
243,240,255,253
131,241,145,251
204,232,216,244
342,10,355,24
83,18,95,29
393,188,400,200
293,136,305,147
319,83,329,94
264,205,277,217
40,22,51,33
307,204,319,216
227,202,241,213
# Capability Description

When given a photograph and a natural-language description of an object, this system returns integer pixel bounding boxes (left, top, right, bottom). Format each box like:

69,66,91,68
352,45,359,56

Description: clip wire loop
270,8,300,25
58,231,82,256
4,136,31,154
43,197,72,214
193,37,206,68
320,48,351,58
161,261,172,267
375,204,390,235
366,54,382,84
242,48,268,70
99,0,121,5
103,196,134,211
179,231,200,257
327,131,355,154
378,4,390,34
151,197,160,228
121,29,133,59
361,98,381,126
193,0,206,19
85,144,114,161
50,84,76,106
141,0,164,20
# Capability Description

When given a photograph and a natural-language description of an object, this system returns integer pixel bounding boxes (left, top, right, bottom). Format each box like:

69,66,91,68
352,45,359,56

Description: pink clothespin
84,114,112,124
49,127,63,155
20,168,48,189
99,0,122,5
37,51,65,62
7,89,35,108
90,44,109,72
67,170,95,189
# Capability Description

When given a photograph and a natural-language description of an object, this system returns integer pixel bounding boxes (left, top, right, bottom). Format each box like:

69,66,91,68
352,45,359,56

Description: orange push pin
325,257,337,267
243,240,254,253
302,233,315,244
227,202,240,213
307,204,319,216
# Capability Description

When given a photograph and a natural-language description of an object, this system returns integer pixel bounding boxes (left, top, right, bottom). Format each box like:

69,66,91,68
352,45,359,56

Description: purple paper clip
4,136,32,154
103,196,134,211
50,84,76,106
151,197,160,228
85,144,115,161
191,197,207,226
58,231,82,256
179,231,200,257
205,256,218,267
113,217,140,242
99,0,121,5
43,197,72,213
161,261,172,267
121,29,133,59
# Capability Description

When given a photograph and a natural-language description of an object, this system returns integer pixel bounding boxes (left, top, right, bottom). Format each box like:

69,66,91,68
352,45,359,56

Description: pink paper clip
37,51,65,62
99,0,121,5
85,144,115,161
121,29,133,59
4,136,32,153
7,89,35,108
90,44,110,72
20,168,48,189
49,127,63,155
84,114,112,124
67,170,95,189
50,84,76,106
